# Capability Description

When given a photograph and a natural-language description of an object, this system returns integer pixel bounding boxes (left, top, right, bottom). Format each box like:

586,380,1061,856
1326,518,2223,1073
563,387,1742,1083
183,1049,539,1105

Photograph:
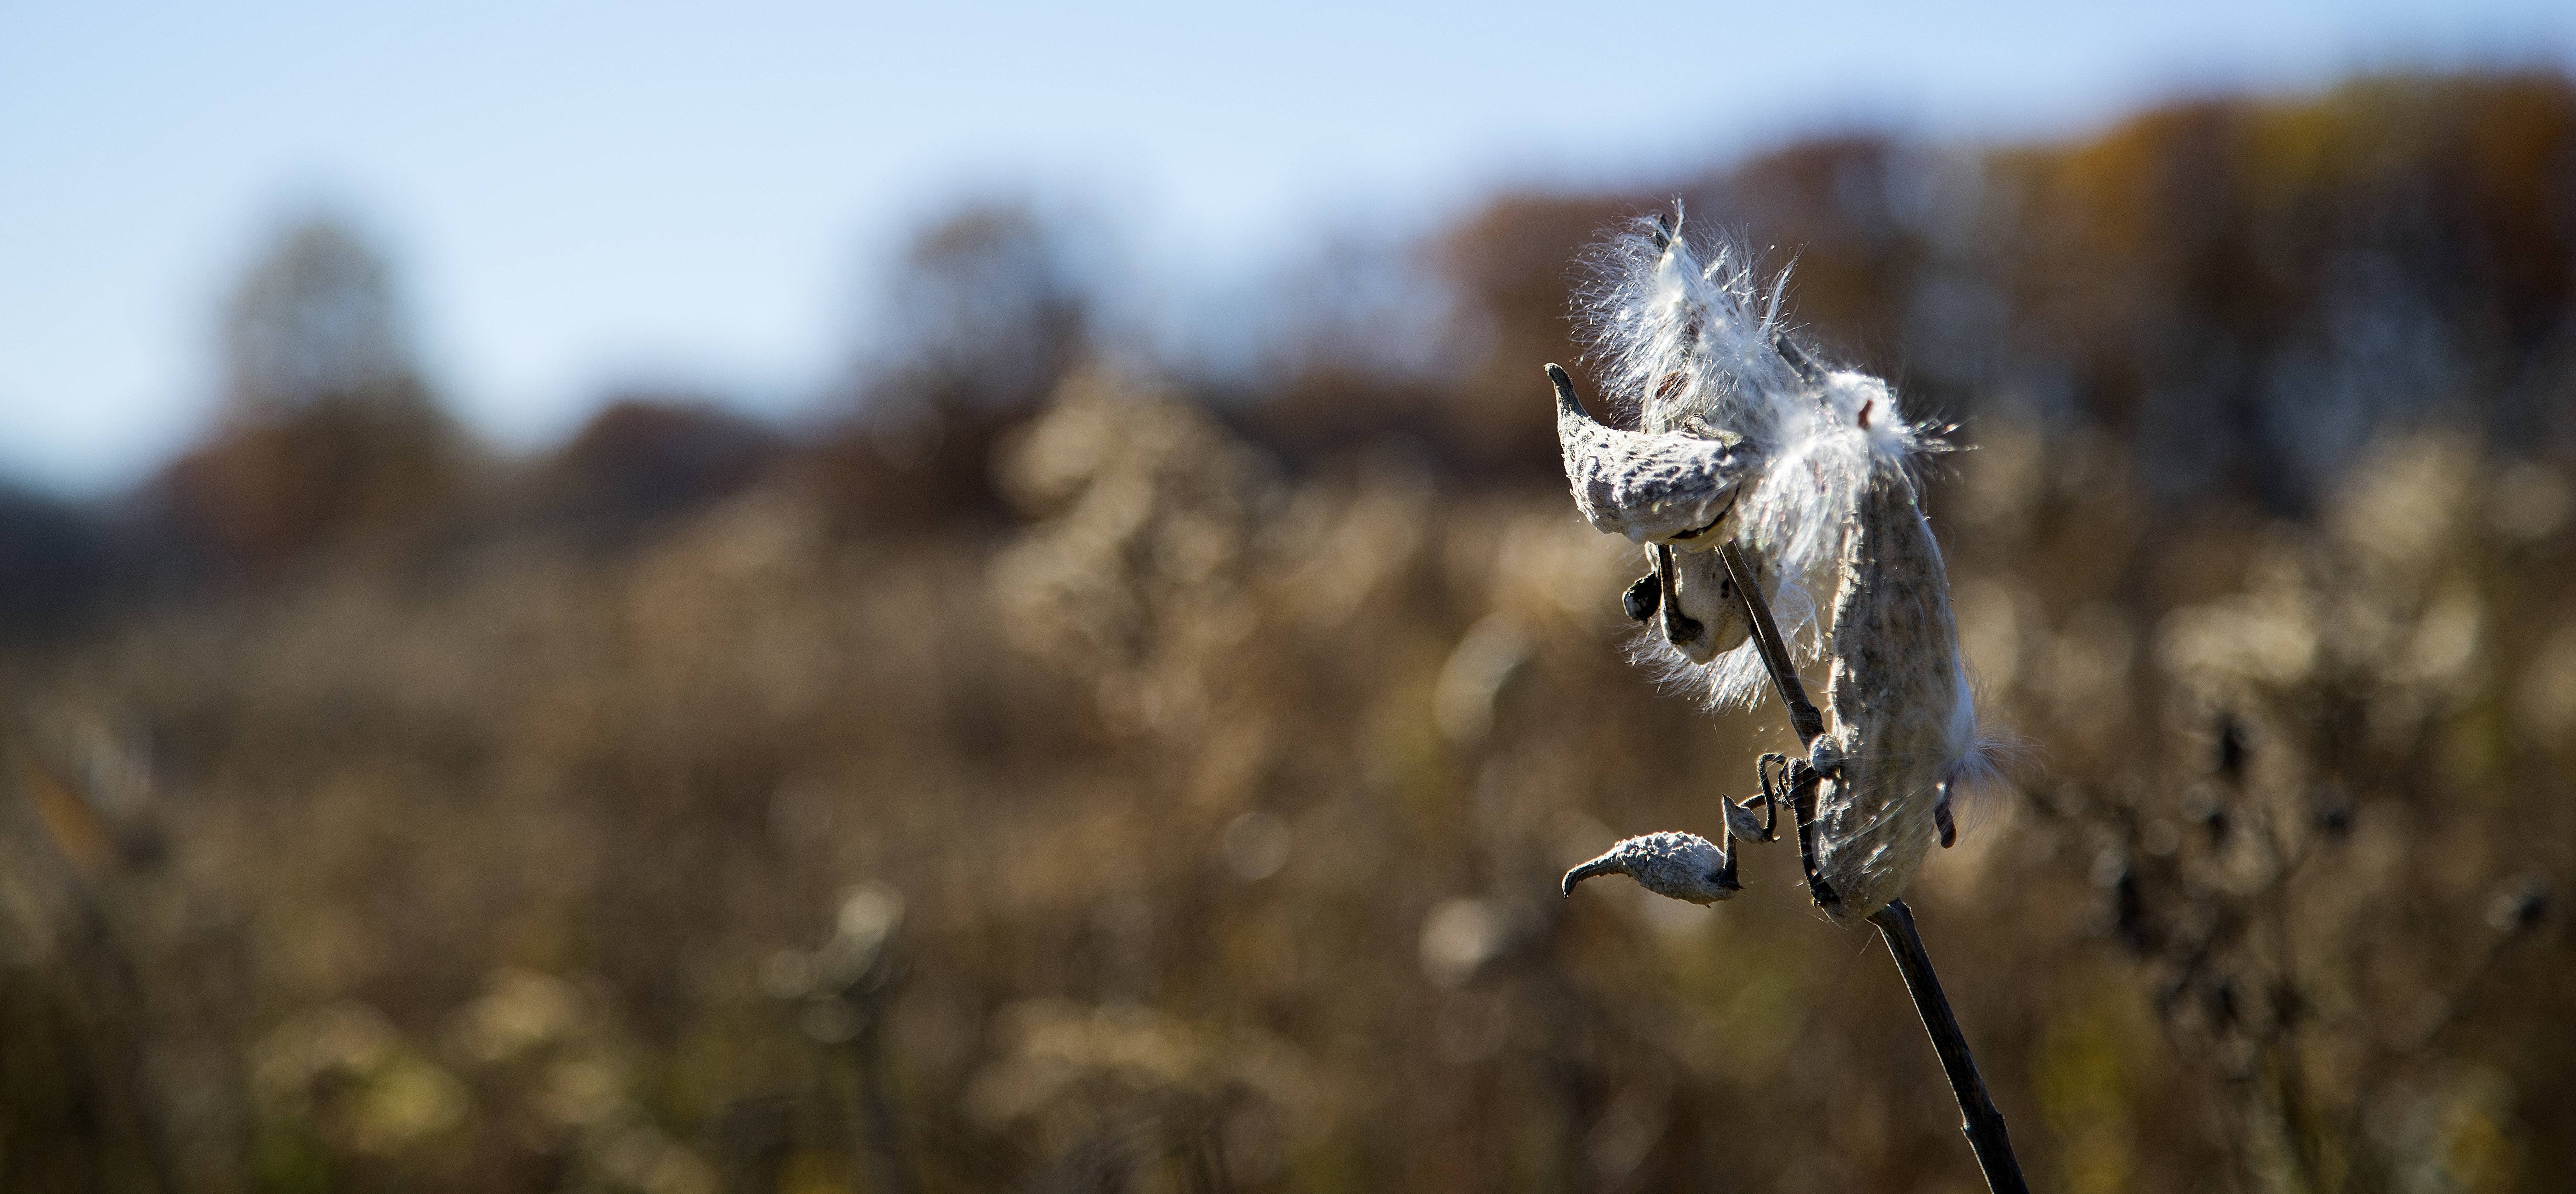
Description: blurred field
4,74,2575,1193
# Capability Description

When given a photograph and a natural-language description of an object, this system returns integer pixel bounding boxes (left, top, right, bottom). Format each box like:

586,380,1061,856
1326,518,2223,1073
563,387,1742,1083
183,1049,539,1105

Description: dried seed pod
1552,357,1782,683
1567,210,1947,710
1561,831,1738,904
1808,474,1988,923
1617,541,1769,663
1552,364,1760,546
1558,205,2013,922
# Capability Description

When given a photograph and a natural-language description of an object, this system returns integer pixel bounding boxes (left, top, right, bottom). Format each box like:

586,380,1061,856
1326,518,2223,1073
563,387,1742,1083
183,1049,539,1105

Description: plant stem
1718,540,1836,909
1719,539,2029,1192
1868,899,2031,1194
1718,541,1822,746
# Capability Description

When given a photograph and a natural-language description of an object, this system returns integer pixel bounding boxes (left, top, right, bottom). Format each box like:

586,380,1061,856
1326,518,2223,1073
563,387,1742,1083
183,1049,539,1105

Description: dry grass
6,376,2570,1192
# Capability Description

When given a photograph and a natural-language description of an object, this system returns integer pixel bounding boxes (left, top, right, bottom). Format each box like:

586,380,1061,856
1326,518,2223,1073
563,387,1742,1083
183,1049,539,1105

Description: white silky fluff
1583,208,1946,711
1940,654,2029,841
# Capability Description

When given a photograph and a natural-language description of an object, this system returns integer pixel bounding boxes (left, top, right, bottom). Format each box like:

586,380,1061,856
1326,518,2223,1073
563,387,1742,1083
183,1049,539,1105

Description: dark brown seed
1622,574,1660,622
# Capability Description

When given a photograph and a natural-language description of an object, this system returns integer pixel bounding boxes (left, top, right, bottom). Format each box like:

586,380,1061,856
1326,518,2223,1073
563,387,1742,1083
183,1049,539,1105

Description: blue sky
5,1,2572,494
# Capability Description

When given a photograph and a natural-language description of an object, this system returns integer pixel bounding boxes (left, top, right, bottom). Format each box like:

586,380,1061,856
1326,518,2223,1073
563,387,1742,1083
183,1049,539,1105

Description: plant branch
1869,899,2032,1194
1718,541,1822,747
1718,540,1836,909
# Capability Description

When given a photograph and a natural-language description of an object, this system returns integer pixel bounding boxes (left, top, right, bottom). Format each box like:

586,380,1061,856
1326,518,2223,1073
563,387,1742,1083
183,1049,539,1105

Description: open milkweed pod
1561,204,2018,921
1551,363,1759,546
1653,538,1773,665
1560,209,1863,708
1552,362,1770,663
1804,443,2020,924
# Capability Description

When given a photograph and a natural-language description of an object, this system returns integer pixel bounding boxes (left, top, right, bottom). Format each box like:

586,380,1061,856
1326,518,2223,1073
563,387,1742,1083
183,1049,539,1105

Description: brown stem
1718,540,1837,909
1712,541,2025,1188
1718,541,1823,747
1869,900,2032,1194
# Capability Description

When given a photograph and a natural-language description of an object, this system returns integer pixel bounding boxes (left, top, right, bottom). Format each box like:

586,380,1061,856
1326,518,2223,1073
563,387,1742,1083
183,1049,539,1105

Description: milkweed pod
1551,364,1763,545
1648,542,1764,664
1808,478,1995,923
1561,831,1738,905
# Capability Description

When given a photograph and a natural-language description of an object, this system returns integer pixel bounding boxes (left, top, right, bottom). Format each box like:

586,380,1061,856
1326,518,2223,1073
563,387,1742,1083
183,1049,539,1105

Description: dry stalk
1720,540,2030,1194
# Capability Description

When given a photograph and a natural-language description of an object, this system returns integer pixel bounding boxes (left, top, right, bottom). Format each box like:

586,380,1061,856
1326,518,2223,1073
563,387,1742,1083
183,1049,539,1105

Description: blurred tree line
1,72,2571,1193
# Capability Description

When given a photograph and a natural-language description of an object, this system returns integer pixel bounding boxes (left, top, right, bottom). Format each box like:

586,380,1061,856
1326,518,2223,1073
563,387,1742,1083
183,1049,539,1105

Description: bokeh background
7,5,2576,1192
